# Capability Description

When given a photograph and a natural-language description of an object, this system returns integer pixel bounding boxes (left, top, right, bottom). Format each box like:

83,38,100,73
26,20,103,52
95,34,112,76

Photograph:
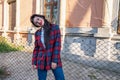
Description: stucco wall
0,2,3,29
20,0,34,31
61,35,120,72
66,0,104,27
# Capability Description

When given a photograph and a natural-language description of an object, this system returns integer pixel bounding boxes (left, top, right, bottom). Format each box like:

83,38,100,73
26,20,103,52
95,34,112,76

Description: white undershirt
41,28,46,48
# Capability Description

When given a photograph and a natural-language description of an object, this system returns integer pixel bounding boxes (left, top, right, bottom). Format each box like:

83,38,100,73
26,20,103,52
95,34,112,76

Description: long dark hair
30,14,51,49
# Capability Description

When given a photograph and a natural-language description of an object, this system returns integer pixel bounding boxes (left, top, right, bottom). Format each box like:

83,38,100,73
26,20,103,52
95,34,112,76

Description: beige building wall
0,0,119,41
66,0,104,27
20,0,34,31
0,2,3,29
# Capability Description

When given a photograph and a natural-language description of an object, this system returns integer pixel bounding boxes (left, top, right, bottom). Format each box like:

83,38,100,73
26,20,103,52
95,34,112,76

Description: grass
0,36,23,78
88,73,97,80
0,36,24,53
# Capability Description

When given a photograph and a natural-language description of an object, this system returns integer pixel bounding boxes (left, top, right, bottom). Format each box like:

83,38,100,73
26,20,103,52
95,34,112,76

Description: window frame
8,0,16,30
117,1,120,34
7,0,16,4
44,0,60,24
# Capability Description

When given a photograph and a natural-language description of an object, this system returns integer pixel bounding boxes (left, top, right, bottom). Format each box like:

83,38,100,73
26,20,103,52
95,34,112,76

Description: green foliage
0,68,5,75
88,74,97,80
0,36,24,53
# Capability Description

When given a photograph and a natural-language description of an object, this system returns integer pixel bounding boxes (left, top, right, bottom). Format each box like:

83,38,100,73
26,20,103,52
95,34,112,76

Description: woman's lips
38,20,43,26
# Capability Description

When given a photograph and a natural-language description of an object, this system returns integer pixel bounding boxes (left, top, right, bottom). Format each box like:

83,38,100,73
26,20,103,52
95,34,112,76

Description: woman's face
33,16,45,27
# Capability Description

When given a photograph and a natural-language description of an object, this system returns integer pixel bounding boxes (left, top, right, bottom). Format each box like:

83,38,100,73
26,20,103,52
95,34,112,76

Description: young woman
30,14,65,80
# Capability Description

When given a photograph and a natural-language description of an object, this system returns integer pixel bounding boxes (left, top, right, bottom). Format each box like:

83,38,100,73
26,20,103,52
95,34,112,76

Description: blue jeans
37,67,65,80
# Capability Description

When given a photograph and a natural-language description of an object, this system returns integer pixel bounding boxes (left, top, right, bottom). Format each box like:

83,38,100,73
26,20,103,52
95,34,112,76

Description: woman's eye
35,22,38,25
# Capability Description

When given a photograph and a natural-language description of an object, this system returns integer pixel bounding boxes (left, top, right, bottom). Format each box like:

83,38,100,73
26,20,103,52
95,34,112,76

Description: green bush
0,36,23,53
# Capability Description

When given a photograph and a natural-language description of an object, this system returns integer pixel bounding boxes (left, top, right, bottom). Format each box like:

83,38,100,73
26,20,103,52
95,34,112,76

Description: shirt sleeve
32,31,39,65
52,25,61,63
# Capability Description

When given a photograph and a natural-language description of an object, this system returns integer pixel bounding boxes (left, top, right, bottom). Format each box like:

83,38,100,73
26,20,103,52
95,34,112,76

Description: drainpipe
36,0,40,14
2,0,8,37
14,0,20,44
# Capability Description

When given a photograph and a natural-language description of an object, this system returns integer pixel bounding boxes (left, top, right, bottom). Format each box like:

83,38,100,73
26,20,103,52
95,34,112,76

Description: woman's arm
32,31,39,66
52,25,61,64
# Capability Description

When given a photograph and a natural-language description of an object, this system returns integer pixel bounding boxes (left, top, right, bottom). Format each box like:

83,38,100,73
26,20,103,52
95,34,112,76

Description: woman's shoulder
51,24,59,30
35,29,41,35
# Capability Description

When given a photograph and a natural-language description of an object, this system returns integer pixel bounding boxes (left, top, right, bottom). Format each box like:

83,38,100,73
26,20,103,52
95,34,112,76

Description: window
8,0,16,30
117,1,120,34
44,0,59,24
7,0,15,4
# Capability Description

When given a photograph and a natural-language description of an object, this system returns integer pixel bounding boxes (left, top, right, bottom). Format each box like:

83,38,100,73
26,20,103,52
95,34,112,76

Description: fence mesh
0,36,120,80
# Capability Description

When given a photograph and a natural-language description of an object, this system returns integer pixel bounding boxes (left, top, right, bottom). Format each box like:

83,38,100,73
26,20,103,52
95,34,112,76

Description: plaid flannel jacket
32,24,62,70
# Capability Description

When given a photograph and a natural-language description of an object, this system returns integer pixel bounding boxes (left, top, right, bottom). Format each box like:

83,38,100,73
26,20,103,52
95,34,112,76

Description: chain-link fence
0,35,120,80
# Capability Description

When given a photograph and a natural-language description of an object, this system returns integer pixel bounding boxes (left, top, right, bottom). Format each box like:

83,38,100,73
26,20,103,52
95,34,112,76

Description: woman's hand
32,65,37,69
51,62,57,69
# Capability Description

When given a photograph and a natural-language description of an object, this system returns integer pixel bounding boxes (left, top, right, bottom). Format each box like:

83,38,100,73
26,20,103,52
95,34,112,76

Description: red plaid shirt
32,24,62,70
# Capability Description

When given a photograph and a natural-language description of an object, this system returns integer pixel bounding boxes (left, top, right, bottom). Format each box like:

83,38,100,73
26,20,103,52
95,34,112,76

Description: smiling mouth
39,21,42,25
